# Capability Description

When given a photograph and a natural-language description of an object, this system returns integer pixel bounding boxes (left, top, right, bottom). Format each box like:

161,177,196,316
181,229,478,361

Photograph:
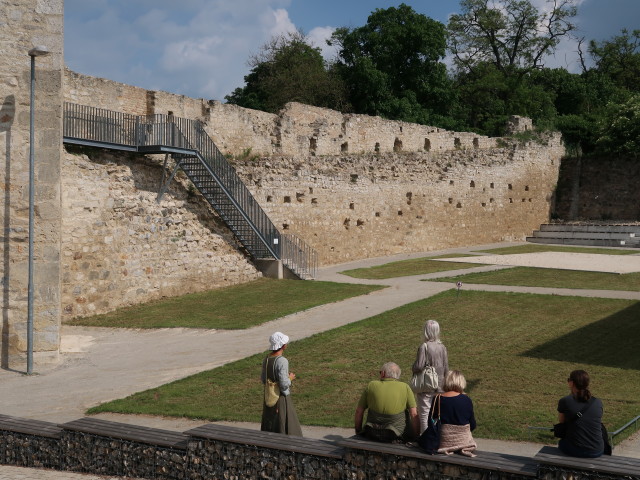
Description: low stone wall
2,416,638,480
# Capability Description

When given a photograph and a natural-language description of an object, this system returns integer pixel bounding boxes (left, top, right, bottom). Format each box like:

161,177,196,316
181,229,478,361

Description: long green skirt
261,394,303,436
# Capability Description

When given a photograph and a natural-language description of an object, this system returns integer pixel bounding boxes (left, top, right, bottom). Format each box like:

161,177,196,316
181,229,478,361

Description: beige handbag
264,356,281,407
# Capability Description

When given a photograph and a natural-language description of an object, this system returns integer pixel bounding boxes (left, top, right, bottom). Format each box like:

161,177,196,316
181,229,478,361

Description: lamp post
27,45,49,375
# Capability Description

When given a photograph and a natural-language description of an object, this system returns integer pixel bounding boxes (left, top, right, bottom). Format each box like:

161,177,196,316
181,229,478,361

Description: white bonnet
269,331,289,350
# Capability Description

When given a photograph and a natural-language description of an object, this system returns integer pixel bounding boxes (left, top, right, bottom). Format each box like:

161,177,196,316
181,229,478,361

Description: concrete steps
527,224,640,248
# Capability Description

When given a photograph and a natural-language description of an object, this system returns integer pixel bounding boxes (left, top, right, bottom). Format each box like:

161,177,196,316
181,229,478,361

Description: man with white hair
354,362,419,443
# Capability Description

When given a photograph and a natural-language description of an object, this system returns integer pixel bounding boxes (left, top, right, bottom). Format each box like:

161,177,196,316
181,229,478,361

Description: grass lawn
67,278,384,329
89,290,640,443
430,267,640,291
340,254,480,279
474,244,640,256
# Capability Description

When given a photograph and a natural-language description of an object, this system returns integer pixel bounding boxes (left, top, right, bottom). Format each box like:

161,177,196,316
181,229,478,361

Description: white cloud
307,26,338,61
265,8,298,37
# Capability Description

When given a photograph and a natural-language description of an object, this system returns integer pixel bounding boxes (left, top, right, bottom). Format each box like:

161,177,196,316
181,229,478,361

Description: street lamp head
28,45,50,57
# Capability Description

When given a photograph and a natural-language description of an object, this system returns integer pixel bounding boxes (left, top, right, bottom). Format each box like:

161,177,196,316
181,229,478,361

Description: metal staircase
63,103,317,279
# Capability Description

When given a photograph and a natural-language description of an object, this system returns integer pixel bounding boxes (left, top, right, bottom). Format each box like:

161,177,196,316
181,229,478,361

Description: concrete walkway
1,242,640,479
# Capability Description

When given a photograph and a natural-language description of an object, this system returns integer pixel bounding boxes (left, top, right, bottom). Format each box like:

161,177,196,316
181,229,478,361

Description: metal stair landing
63,102,317,279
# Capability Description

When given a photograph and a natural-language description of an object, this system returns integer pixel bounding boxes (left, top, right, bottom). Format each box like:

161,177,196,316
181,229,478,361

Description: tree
225,32,349,113
331,4,454,125
448,0,578,76
589,29,640,92
595,94,640,158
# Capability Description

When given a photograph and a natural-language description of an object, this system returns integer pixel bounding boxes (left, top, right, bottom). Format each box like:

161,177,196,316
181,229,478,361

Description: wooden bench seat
61,417,188,449
186,424,343,459
338,436,538,477
535,445,640,477
0,414,63,438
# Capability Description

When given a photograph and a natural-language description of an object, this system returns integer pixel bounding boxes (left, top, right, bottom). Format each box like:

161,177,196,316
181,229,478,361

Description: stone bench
338,436,538,478
186,423,344,479
535,445,640,479
0,414,63,469
61,417,189,479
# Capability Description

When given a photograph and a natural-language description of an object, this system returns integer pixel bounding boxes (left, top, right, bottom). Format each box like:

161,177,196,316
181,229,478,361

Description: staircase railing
63,102,317,279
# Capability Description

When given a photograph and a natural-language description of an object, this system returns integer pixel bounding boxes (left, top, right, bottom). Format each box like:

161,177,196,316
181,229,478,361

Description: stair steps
527,224,640,248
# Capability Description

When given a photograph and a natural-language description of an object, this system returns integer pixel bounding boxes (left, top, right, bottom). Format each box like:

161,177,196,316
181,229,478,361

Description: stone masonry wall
1,0,64,369
553,155,640,221
233,139,563,265
62,69,564,267
61,147,260,319
63,70,499,158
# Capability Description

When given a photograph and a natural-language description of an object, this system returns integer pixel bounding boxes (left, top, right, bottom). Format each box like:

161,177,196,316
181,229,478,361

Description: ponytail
569,370,592,402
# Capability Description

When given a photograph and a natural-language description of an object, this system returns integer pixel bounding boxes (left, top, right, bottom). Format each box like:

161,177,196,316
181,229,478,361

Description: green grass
89,290,640,443
430,267,640,291
473,244,640,255
340,254,480,279
68,278,384,329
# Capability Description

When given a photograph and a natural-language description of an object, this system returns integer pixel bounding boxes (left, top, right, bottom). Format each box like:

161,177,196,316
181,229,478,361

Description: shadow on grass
522,301,640,370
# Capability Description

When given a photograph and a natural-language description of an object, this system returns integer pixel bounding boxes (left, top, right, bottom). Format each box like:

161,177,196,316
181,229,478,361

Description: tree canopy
224,3,640,158
330,3,454,126
447,0,578,75
225,32,348,113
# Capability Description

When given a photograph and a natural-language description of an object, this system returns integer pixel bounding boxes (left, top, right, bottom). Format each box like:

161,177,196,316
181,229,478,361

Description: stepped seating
527,224,640,248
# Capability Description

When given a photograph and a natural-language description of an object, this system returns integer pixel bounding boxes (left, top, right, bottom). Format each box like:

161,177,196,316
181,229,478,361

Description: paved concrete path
2,242,640,478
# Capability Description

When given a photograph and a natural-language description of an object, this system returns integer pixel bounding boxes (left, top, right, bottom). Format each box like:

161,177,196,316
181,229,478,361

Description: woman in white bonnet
260,331,303,436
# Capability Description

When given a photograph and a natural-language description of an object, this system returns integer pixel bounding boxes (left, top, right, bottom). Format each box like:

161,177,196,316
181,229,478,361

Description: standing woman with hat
261,332,303,436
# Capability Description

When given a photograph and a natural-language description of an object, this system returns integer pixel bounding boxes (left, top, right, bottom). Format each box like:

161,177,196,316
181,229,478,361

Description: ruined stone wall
554,156,640,221
63,70,499,158
61,148,260,319
233,137,564,265
1,0,64,369
62,69,564,267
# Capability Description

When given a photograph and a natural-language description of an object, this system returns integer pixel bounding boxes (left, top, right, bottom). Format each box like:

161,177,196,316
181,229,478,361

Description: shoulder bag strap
271,355,281,382
423,342,431,367
568,397,595,422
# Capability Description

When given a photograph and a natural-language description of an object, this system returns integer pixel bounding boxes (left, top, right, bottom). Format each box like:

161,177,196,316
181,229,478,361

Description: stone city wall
554,155,640,221
63,69,564,267
233,142,563,265
1,0,64,368
61,148,260,319
63,70,500,158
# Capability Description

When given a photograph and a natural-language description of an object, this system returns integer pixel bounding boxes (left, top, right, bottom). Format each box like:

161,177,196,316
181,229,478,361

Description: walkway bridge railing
63,102,317,279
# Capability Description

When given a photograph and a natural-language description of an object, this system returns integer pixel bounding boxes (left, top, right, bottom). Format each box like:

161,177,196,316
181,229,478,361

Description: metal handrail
527,414,640,445
63,103,316,278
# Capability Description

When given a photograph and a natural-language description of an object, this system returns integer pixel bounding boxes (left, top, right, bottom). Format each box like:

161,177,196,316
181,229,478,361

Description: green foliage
225,31,349,113
448,0,578,75
453,63,556,135
595,94,640,158
590,29,640,92
331,4,454,126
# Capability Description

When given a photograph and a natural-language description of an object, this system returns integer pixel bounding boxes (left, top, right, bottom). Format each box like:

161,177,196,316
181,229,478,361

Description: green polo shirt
357,378,416,415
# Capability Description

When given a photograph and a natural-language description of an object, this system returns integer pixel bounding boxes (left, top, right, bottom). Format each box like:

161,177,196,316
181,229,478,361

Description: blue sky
64,0,640,102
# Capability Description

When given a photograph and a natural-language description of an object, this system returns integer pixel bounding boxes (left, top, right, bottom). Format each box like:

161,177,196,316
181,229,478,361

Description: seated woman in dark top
434,370,477,457
556,369,604,458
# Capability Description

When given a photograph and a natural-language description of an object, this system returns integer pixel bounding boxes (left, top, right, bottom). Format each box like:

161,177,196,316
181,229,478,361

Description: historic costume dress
261,354,302,436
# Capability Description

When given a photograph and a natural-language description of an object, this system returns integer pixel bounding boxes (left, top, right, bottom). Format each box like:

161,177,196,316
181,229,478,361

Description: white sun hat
269,331,289,350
